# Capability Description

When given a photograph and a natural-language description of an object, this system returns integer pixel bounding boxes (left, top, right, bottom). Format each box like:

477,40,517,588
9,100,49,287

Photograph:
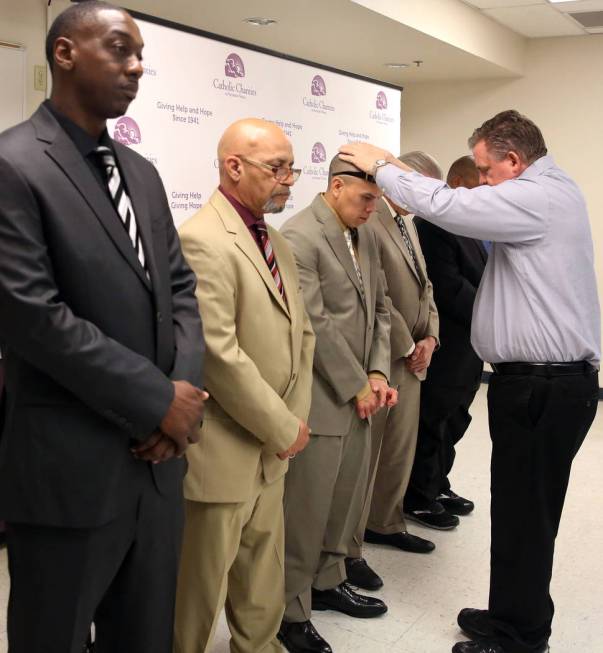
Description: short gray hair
398,151,443,181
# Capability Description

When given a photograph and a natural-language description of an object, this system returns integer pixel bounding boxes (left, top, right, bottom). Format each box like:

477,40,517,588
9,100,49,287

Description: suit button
156,311,163,322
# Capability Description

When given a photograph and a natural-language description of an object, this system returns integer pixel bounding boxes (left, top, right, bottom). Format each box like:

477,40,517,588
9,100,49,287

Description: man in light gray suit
278,156,397,653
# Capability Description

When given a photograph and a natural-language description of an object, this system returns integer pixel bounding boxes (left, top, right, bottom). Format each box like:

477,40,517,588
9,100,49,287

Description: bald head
218,118,296,217
447,155,480,189
218,118,289,172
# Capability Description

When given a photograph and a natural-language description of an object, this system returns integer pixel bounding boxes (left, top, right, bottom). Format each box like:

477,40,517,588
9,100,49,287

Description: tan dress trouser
174,467,284,653
351,358,421,557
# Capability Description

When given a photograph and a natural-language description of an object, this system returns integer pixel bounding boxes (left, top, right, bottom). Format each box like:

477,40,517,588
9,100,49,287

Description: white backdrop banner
109,15,401,229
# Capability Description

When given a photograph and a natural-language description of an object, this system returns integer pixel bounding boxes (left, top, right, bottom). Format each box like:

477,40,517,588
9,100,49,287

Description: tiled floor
1,385,601,652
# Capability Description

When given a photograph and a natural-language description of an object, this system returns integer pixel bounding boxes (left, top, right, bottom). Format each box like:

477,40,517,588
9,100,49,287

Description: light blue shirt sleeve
376,164,549,244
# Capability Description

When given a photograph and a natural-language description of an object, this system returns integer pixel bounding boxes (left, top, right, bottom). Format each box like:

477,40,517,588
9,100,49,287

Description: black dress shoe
438,489,475,516
312,581,387,618
404,502,460,530
364,528,435,553
278,620,332,653
452,640,505,653
345,557,384,591
457,608,496,640
452,639,549,653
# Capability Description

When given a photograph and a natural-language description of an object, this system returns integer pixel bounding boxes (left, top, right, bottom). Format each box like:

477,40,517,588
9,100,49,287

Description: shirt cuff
405,342,416,358
368,371,387,383
355,382,372,402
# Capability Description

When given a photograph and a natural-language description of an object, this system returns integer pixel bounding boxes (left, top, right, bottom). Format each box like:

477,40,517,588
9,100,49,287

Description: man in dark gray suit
0,3,206,652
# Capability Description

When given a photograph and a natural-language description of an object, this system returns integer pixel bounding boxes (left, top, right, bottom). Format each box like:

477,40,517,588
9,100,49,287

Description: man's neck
322,193,347,231
219,184,264,220
48,95,106,140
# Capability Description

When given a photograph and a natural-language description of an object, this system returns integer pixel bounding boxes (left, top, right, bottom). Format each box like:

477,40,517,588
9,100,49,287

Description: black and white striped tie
95,146,147,273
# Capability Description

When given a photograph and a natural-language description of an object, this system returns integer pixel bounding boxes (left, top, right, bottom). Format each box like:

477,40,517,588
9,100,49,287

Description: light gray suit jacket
281,194,391,436
366,199,439,380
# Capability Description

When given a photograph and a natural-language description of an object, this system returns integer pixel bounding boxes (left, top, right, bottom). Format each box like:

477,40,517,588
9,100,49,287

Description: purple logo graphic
225,53,245,78
311,75,327,96
113,116,141,146
311,142,327,164
376,91,388,110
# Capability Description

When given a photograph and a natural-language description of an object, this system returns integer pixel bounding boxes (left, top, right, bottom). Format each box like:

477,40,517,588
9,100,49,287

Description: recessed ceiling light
384,63,409,69
243,17,278,26
548,0,580,3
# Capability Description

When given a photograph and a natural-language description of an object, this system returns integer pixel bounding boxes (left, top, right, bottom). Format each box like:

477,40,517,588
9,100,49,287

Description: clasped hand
355,378,398,420
406,337,437,374
131,380,208,464
277,419,311,461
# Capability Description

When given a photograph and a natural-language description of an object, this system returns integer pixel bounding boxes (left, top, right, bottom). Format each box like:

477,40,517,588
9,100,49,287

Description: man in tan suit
278,156,397,653
175,118,315,653
348,152,446,585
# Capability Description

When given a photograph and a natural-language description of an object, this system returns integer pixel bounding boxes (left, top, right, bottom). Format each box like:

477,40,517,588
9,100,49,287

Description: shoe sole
312,602,388,618
403,512,459,531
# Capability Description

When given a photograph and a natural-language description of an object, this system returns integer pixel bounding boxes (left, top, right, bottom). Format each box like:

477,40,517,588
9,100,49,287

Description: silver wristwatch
371,158,389,177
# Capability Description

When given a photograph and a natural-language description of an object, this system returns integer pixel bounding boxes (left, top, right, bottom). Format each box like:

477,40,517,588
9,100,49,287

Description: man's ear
53,36,76,72
330,177,344,198
223,155,241,182
507,150,523,170
449,175,461,189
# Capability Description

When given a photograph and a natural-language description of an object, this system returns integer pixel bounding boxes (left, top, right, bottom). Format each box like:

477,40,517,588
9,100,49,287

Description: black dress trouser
486,367,599,653
6,470,184,653
404,382,479,510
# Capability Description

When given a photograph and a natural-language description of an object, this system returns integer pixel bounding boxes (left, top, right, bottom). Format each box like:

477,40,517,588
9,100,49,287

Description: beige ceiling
461,0,603,36
117,0,526,86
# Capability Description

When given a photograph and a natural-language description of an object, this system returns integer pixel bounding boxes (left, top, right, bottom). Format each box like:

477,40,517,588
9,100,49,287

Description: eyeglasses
238,155,301,183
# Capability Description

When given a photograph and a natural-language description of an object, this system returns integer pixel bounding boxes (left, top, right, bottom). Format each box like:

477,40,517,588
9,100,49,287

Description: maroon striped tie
253,221,285,299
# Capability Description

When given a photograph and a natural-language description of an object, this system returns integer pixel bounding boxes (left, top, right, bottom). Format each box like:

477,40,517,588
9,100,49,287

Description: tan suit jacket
178,189,315,503
367,198,439,379
281,194,390,436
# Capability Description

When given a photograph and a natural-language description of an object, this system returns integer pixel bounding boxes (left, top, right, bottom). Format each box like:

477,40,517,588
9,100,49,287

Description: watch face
375,159,387,167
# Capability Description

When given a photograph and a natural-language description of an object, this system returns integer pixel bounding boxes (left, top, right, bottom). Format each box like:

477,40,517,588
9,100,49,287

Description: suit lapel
271,234,296,325
357,227,371,312
36,109,151,291
323,214,366,306
211,192,290,318
378,205,422,284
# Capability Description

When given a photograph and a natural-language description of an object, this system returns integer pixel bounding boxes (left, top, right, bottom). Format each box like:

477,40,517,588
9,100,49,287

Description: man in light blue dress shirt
339,110,600,653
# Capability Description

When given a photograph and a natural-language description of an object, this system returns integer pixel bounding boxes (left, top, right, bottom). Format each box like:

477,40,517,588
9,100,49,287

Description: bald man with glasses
174,118,315,653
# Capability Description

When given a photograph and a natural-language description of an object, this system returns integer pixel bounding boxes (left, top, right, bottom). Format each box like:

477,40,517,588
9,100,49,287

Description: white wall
402,34,603,348
0,0,49,117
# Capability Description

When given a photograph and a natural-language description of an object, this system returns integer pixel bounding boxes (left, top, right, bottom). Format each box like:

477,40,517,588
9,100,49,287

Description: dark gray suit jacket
0,104,204,528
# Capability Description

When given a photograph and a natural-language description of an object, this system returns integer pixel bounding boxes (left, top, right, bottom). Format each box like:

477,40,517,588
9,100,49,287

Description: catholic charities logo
225,53,245,78
303,73,335,114
304,143,329,180
214,53,257,98
370,90,395,125
376,91,388,110
311,142,327,164
311,75,326,96
113,116,141,146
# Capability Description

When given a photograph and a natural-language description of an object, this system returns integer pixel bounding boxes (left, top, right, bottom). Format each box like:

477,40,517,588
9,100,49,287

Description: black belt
491,361,597,377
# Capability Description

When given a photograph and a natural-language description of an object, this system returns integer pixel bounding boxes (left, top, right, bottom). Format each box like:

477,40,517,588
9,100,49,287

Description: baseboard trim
481,370,603,401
